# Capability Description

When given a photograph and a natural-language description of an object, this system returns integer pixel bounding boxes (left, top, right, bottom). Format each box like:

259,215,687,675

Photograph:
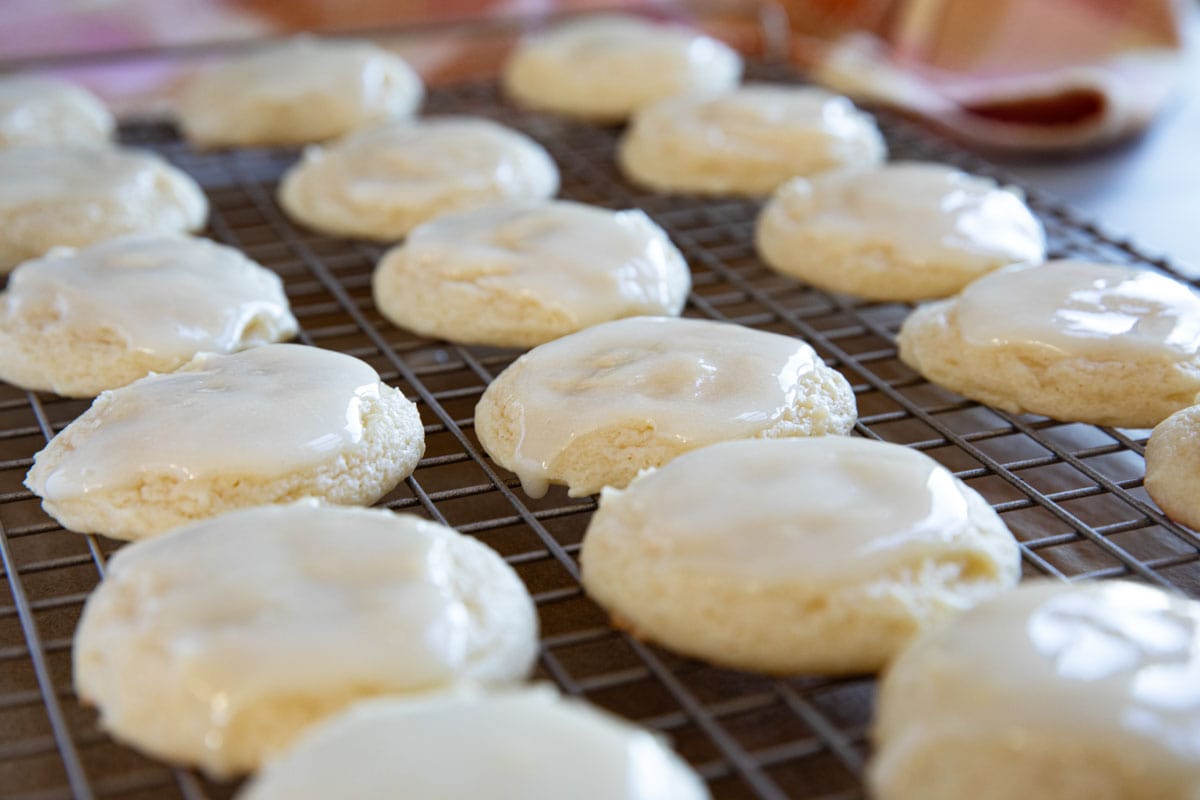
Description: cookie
755,161,1046,301
474,316,856,497
24,344,424,540
177,36,424,148
581,437,1019,674
618,84,885,196
278,117,559,241
74,501,538,777
0,233,297,397
0,74,114,149
372,200,691,347
0,145,208,271
239,687,708,800
1145,404,1200,530
869,580,1200,800
897,260,1200,428
503,14,741,123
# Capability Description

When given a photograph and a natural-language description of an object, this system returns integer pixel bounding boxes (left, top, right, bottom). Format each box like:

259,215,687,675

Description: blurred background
0,0,1196,270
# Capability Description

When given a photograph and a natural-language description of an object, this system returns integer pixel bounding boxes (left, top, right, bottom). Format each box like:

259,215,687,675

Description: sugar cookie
618,84,885,196
503,14,741,122
372,200,690,347
74,501,537,776
1145,404,1200,530
582,437,1019,674
0,75,114,149
869,580,1200,800
474,316,856,497
0,146,207,271
239,687,708,800
178,37,423,148
278,117,559,241
755,162,1046,301
25,344,424,540
0,234,297,396
897,261,1200,428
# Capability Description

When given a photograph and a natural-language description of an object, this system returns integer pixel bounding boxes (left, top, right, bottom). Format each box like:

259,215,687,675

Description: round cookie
897,260,1200,428
177,36,424,148
372,200,691,347
755,162,1047,301
618,83,886,196
503,14,742,123
474,316,856,498
74,501,538,777
239,687,708,800
24,344,424,541
0,74,114,149
0,145,208,271
869,580,1200,800
1145,404,1200,530
0,233,298,397
278,117,559,241
581,437,1020,675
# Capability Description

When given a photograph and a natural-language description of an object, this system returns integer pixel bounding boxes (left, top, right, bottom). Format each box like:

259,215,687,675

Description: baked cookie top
0,74,114,149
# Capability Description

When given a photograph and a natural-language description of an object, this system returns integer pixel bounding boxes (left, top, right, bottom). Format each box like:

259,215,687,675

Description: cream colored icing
517,14,740,90
238,687,709,800
887,580,1200,785
0,145,203,213
0,75,114,148
32,344,383,501
399,200,689,321
181,37,422,137
957,261,1200,358
777,161,1046,266
300,117,558,209
95,502,493,745
493,316,829,497
606,437,972,583
4,234,297,360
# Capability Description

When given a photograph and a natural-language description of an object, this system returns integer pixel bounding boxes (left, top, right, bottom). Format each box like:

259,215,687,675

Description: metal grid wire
3,67,1200,800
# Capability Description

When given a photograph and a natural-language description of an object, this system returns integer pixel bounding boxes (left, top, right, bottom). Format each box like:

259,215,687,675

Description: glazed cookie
0,75,114,149
278,117,559,241
373,200,691,347
0,234,298,397
1145,405,1200,530
618,84,885,196
25,344,424,540
74,501,538,777
178,37,424,148
869,580,1200,800
581,437,1020,675
898,261,1200,428
503,14,741,122
474,316,856,497
239,687,708,800
0,146,208,271
755,162,1046,301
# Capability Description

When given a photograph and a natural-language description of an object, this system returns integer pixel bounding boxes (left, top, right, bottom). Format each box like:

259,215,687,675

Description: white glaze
0,75,114,148
238,687,709,800
958,261,1200,358
31,344,383,501
605,437,972,583
300,117,558,210
774,162,1046,266
491,316,829,497
397,200,689,322
883,581,1200,786
4,234,297,360
85,502,509,749
0,145,205,217
180,37,422,141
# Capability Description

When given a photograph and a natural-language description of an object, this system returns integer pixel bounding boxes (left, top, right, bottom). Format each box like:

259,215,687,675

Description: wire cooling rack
3,67,1199,800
